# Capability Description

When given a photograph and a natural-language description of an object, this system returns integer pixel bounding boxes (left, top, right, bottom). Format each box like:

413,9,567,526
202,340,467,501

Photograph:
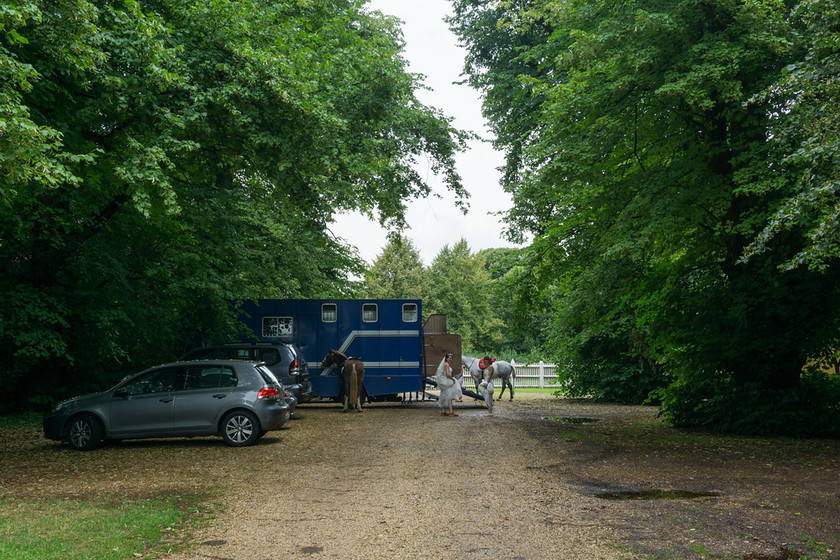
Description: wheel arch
216,407,261,436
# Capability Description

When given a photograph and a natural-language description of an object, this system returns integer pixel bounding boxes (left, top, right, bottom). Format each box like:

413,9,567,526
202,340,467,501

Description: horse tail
348,363,359,407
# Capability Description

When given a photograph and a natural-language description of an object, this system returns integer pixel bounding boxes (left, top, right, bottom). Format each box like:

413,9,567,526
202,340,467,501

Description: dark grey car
43,361,290,450
180,343,313,402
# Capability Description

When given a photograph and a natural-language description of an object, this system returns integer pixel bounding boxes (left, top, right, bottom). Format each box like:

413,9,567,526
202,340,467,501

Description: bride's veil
435,354,449,377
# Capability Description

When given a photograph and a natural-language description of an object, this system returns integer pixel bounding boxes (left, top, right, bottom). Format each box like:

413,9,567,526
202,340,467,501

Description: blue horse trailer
234,299,424,400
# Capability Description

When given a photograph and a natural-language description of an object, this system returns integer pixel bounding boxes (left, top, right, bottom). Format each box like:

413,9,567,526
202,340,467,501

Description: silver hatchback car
43,360,290,450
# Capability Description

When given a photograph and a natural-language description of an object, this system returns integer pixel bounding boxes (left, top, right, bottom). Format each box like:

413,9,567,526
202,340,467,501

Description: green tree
478,247,547,360
425,239,503,354
743,0,840,270
0,0,468,411
363,234,428,299
0,0,97,195
451,0,840,435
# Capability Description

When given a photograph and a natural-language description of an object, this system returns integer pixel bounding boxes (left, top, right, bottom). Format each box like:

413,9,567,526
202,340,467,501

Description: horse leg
342,395,349,412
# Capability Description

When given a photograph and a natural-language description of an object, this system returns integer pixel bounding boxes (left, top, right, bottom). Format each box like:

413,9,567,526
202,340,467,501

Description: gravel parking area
2,394,838,559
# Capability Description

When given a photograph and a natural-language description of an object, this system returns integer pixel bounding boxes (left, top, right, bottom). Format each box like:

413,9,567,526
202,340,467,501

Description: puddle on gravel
743,549,804,560
544,416,600,424
595,489,720,500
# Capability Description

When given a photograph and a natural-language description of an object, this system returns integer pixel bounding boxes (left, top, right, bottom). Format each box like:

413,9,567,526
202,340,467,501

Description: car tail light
289,359,299,375
258,387,281,400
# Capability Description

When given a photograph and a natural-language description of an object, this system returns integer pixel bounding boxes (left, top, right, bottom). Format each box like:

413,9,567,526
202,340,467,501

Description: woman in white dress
434,353,462,416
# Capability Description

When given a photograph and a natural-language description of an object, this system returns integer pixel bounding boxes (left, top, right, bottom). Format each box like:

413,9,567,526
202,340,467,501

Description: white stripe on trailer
320,330,421,375
361,361,420,368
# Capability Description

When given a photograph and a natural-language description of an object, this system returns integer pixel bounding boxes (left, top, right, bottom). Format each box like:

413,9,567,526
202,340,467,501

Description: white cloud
331,0,520,265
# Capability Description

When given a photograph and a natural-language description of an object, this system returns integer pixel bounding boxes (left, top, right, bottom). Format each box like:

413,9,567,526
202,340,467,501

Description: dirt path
2,394,839,559
162,396,631,560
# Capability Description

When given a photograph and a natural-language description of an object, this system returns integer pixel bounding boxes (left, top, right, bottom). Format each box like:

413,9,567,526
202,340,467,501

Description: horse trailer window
262,316,293,337
362,303,378,322
321,303,337,323
402,303,418,322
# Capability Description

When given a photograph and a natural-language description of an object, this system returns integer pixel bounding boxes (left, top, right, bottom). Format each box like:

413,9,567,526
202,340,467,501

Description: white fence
461,360,560,389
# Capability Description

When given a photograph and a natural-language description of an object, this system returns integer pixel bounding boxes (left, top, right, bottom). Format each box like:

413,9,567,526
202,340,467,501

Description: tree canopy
363,237,542,357
0,0,468,410
363,234,427,300
450,0,840,435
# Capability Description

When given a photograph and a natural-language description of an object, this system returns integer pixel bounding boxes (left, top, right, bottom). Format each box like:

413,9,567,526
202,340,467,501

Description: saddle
478,357,496,370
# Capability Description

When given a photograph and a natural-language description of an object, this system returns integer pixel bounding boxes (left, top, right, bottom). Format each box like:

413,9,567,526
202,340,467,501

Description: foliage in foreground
654,371,840,438
450,0,840,435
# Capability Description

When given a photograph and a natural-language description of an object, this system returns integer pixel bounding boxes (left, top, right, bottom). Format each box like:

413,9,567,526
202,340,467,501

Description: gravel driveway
161,395,631,560
3,394,838,559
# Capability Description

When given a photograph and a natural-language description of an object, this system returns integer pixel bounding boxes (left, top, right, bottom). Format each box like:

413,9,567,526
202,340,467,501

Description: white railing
461,360,560,389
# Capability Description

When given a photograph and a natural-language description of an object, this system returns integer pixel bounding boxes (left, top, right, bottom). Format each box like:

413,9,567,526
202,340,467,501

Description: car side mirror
115,388,129,398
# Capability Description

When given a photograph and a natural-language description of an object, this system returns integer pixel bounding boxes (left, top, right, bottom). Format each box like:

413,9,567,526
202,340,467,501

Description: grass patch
511,387,563,394
0,495,209,560
0,412,42,428
797,536,837,559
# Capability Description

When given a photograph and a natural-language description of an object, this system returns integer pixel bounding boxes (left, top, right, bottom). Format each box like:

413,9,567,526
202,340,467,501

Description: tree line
0,0,467,411
3,0,838,438
448,0,840,437
362,235,546,360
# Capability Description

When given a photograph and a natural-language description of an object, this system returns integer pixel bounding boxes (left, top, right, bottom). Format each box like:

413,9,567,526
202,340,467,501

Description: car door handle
212,394,227,399
159,397,174,403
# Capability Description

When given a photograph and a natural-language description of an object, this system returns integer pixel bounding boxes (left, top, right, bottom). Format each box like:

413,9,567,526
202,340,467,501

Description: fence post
539,360,545,388
510,359,516,387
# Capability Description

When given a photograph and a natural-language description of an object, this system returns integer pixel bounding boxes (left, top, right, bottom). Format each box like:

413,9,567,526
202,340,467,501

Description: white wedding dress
434,356,462,404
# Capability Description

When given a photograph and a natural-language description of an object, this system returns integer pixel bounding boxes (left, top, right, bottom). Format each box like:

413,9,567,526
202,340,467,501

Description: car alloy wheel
68,414,102,451
221,411,260,447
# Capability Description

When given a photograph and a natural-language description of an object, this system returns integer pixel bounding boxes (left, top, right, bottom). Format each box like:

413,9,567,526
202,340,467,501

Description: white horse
462,356,516,402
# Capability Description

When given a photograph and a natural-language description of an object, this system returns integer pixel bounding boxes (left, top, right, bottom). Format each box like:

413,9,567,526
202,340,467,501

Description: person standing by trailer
478,356,495,412
434,353,461,416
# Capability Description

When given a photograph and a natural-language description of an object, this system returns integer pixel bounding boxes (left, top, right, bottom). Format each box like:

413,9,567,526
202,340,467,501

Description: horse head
321,348,347,369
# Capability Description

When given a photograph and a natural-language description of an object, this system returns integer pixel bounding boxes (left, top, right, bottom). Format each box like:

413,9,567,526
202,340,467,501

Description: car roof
221,342,295,347
157,359,265,367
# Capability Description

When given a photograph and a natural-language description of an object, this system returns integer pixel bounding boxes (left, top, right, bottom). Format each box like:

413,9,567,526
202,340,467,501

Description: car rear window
226,348,251,360
256,348,282,366
256,365,280,386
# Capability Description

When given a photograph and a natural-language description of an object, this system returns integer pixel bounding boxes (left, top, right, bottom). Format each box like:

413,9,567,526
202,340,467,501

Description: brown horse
321,349,365,412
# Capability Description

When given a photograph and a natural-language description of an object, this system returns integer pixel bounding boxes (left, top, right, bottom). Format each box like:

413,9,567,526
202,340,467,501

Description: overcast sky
330,0,520,265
